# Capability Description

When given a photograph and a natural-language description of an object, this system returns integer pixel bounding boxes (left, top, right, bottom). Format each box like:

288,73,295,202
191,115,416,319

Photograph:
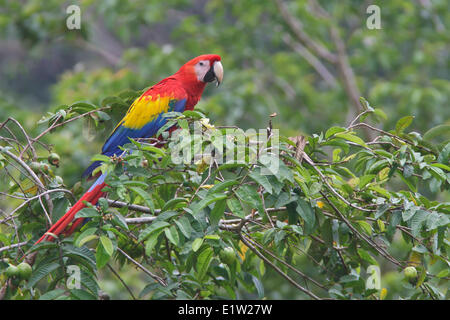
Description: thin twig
106,263,137,300
239,225,321,300
0,147,54,217
274,0,337,63
282,33,337,87
0,241,28,254
244,233,328,291
116,247,167,287
21,106,111,156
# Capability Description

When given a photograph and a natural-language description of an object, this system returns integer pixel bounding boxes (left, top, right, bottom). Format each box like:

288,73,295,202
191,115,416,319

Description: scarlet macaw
35,54,223,244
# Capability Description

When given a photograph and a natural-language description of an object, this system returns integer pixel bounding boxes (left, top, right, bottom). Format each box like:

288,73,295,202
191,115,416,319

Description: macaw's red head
175,54,223,87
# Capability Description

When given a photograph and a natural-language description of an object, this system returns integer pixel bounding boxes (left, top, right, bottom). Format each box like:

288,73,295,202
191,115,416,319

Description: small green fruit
5,265,19,278
72,181,83,195
220,247,236,266
29,162,41,173
48,153,60,167
40,163,50,174
404,266,418,279
17,262,32,280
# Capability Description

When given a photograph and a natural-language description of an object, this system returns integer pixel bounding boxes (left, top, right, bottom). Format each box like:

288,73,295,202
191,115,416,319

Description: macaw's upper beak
203,61,224,87
213,61,223,87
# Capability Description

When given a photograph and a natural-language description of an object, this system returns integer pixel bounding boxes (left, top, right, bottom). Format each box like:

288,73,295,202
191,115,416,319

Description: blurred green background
0,0,448,299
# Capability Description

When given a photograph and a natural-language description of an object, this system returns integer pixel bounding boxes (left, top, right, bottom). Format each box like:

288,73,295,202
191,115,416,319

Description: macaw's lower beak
203,61,224,87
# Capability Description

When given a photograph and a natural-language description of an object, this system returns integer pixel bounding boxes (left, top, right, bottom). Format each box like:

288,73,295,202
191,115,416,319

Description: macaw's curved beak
213,61,223,87
203,61,224,87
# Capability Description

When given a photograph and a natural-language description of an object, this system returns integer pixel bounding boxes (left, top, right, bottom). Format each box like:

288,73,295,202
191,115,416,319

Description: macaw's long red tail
35,173,108,244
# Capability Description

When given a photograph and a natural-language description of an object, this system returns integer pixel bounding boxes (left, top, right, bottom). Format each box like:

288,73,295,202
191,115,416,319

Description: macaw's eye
199,62,204,66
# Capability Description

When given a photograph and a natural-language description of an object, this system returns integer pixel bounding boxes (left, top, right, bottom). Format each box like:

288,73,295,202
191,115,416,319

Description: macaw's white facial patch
194,60,211,82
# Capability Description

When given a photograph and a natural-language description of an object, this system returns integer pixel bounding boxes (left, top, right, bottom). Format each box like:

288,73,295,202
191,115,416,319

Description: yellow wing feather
118,94,172,130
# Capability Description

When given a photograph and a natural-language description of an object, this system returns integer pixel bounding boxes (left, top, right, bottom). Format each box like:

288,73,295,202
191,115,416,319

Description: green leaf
145,229,164,256
436,269,450,278
78,234,99,247
325,126,346,139
227,197,245,218
80,271,99,296
121,180,149,188
75,208,100,219
335,132,368,148
217,163,247,171
410,210,428,237
359,174,376,189
430,163,450,172
359,97,374,111
141,145,166,157
209,198,226,227
139,221,170,242
251,274,265,299
402,208,417,222
62,245,97,270
190,193,227,215
207,179,239,195
175,216,193,238
183,110,206,119
398,172,417,192
101,96,128,108
164,225,180,246
357,248,378,266
90,154,111,163
162,197,188,211
178,118,189,130
309,181,322,195
112,212,129,230
192,237,204,252
196,247,214,282
28,242,59,253
425,211,449,231
70,289,97,300
96,240,111,269
373,108,387,120
39,289,66,300
368,159,390,174
403,164,414,178
27,262,60,289
100,235,114,256
249,170,273,194
96,110,111,122
154,210,178,223
129,186,155,213
423,124,450,142
236,184,262,211
296,199,316,235
356,220,372,236
437,142,450,164
386,210,402,240
204,234,220,240
427,166,447,182
70,101,98,113
375,204,390,219
395,116,414,134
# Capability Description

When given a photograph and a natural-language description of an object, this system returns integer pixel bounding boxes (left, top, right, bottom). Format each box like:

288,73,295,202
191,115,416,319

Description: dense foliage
0,94,449,299
0,0,448,300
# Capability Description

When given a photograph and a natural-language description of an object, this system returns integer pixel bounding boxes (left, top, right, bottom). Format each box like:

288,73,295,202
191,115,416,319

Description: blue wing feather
83,98,186,177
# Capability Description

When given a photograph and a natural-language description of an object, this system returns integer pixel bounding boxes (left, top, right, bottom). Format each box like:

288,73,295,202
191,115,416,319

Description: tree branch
274,0,337,63
282,34,337,87
116,247,167,287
